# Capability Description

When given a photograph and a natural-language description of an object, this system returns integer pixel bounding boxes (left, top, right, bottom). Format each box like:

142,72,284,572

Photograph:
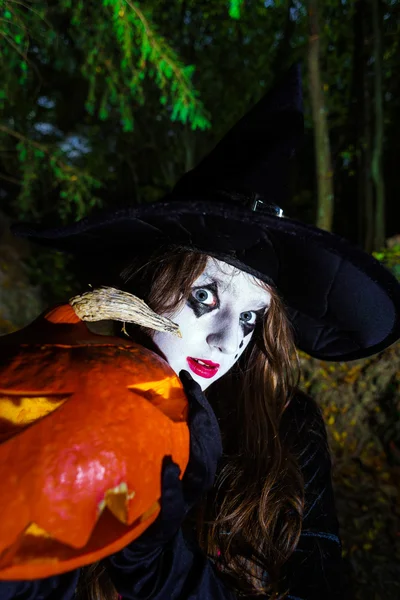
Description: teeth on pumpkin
24,522,53,539
97,499,106,516
97,483,136,524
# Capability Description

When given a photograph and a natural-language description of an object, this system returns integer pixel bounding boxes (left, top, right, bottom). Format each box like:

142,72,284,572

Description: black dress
0,391,349,600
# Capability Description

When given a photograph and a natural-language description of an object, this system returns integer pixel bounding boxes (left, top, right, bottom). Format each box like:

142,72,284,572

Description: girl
3,67,400,599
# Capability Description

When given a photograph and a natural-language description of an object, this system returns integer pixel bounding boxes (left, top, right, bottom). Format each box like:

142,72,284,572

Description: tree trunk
307,0,334,231
352,0,365,246
371,0,385,250
352,0,374,252
364,47,374,253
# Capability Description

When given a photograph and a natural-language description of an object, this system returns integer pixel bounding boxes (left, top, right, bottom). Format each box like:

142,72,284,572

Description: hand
114,370,222,551
105,372,223,597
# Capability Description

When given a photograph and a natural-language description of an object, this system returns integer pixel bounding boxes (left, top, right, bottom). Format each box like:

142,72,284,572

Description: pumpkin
0,304,189,579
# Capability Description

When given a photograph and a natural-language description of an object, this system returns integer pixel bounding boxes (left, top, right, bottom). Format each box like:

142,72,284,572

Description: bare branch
0,172,21,185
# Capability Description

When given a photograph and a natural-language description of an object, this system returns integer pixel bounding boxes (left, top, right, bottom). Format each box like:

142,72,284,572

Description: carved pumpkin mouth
0,304,189,579
0,499,162,579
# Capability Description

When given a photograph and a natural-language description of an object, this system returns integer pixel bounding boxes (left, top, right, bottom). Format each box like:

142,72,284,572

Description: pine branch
0,30,28,62
0,124,102,219
0,172,21,185
0,124,98,183
126,1,195,98
111,0,210,129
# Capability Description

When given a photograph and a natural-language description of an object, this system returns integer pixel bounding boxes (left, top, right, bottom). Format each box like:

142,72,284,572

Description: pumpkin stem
69,287,182,337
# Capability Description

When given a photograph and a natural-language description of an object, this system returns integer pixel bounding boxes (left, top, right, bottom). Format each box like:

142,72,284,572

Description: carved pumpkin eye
0,305,189,580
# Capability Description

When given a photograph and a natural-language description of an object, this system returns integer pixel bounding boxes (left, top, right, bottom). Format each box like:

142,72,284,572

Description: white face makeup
152,258,271,390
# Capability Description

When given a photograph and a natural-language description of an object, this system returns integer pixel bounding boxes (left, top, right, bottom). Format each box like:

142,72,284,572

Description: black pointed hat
172,63,303,208
12,65,400,362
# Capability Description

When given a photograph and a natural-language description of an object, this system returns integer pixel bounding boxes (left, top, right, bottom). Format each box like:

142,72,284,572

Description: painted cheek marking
186,299,207,318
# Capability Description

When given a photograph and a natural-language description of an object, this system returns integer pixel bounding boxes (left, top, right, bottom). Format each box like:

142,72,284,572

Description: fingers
179,369,201,395
134,456,185,548
159,456,185,525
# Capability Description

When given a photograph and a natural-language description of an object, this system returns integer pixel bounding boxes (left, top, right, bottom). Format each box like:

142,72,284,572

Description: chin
196,378,208,391
168,360,221,391
193,373,219,392
181,368,208,391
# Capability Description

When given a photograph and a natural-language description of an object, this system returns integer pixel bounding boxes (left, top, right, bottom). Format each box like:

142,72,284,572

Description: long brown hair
76,247,303,599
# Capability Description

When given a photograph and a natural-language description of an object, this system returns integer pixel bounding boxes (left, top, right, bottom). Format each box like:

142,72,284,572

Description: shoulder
282,390,342,552
283,387,325,426
281,388,330,465
279,392,346,598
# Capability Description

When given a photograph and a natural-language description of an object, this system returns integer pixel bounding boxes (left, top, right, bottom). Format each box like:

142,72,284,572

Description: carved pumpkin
0,305,189,579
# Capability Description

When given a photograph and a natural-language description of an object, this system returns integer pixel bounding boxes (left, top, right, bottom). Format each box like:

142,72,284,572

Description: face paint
152,258,271,391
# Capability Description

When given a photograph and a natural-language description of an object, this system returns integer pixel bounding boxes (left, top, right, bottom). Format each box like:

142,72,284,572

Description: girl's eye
240,311,257,326
192,288,216,306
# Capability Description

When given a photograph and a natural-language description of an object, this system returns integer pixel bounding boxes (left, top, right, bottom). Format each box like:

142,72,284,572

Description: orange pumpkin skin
0,305,189,579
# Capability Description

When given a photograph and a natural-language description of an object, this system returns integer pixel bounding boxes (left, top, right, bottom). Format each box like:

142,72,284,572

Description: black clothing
0,392,346,600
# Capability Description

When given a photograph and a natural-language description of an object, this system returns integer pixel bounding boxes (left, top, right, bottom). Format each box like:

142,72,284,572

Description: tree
0,0,210,221
351,0,374,251
307,0,334,231
371,0,385,249
2,0,400,250
1,0,298,224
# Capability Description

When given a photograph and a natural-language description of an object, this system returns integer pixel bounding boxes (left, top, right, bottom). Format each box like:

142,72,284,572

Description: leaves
300,341,400,598
373,244,400,281
70,0,209,132
228,0,244,20
0,0,210,221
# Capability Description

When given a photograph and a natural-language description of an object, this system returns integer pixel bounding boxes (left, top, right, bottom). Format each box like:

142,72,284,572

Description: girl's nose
206,322,240,355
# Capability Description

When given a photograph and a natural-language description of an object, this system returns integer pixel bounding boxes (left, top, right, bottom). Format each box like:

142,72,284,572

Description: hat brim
12,200,400,362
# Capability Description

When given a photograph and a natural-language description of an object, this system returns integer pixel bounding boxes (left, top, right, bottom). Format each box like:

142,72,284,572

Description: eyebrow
254,303,269,312
198,273,270,310
199,272,225,285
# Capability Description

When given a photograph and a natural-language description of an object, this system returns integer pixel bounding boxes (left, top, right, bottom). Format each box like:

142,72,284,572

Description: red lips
186,357,220,379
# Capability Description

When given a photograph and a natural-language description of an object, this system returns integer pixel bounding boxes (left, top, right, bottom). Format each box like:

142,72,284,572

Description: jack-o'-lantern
0,295,189,580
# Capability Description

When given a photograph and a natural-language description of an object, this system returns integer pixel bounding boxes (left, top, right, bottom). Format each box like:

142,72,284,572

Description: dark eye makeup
187,283,219,318
240,308,265,337
187,282,266,333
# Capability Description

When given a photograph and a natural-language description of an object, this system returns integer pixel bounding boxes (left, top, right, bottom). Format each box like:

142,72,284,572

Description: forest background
0,0,400,598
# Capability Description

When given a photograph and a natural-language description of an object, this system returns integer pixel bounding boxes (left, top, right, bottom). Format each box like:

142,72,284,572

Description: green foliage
2,0,400,236
228,0,244,20
300,344,400,598
78,0,210,131
26,249,77,304
0,0,298,226
0,0,210,221
373,245,400,281
11,136,102,220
